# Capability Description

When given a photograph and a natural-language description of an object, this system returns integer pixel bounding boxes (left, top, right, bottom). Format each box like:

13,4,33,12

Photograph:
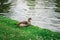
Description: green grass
0,16,60,40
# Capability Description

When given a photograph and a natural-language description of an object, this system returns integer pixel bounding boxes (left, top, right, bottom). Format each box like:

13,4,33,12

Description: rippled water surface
6,0,60,32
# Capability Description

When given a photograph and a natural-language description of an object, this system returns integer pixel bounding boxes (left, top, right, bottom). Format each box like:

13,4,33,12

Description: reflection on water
6,0,60,32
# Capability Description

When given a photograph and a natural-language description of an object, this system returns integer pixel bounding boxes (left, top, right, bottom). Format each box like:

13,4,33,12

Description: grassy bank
0,16,60,40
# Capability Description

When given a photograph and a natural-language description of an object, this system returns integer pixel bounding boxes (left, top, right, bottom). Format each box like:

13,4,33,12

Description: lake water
6,0,60,32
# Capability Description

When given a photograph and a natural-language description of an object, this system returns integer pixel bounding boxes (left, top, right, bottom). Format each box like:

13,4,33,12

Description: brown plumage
18,18,32,27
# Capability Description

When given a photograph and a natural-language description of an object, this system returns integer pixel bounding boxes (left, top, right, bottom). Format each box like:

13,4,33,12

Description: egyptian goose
18,18,32,27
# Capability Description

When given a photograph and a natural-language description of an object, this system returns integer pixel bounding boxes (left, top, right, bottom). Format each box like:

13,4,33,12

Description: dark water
6,0,60,32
